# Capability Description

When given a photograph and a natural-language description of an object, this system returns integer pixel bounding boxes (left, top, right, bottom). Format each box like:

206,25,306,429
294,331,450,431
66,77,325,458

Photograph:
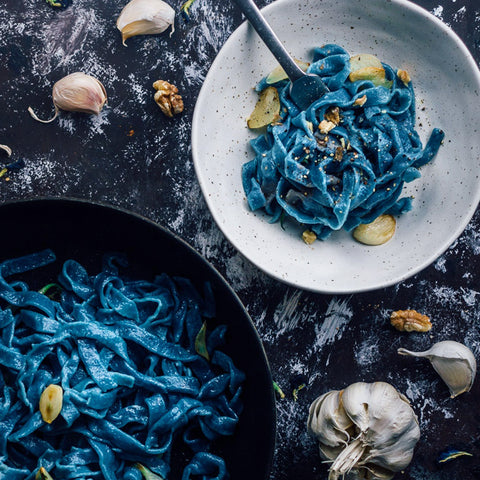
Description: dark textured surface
1,0,480,479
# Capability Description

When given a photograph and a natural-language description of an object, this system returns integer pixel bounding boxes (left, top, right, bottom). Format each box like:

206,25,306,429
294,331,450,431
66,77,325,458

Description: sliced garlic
398,341,476,398
28,72,107,124
266,59,310,85
0,144,12,157
39,384,63,423
349,53,393,89
247,86,281,129
116,0,175,46
353,214,396,245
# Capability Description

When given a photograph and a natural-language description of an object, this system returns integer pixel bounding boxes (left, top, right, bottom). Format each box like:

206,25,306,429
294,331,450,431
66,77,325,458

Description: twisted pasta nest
242,44,444,240
0,250,244,480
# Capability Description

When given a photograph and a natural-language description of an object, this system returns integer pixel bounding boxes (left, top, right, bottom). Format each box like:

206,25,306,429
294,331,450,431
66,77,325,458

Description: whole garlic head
308,382,420,480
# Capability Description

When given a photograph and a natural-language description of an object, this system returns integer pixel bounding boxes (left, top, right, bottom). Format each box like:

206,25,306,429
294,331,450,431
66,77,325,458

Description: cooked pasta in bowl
192,0,480,293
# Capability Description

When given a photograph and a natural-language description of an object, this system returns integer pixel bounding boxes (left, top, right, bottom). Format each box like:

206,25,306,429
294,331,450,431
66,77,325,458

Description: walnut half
390,309,432,333
153,80,184,118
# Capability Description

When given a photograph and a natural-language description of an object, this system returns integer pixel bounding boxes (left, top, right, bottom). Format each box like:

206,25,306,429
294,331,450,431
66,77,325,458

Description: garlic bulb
116,0,175,46
308,382,420,480
398,340,476,398
28,72,107,124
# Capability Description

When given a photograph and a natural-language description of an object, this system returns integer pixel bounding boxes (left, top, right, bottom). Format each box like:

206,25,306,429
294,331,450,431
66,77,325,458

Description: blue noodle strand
242,44,445,239
0,250,245,480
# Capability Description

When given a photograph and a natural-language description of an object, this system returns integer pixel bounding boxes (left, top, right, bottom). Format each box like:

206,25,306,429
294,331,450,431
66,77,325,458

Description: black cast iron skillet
0,197,276,480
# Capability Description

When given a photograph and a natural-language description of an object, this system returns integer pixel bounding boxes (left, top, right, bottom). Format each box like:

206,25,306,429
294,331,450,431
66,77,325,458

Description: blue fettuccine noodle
0,250,245,480
242,44,445,240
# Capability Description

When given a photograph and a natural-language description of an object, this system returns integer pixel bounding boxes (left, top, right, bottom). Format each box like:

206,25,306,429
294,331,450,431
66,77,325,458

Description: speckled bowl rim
192,0,480,293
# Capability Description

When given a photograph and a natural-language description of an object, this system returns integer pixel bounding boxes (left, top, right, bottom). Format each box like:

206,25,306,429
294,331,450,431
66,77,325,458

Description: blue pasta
242,44,445,240
0,250,245,480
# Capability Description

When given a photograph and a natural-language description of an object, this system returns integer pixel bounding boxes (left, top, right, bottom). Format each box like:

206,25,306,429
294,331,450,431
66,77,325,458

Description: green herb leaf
292,383,306,401
38,283,62,300
273,381,285,399
135,463,166,480
195,322,210,361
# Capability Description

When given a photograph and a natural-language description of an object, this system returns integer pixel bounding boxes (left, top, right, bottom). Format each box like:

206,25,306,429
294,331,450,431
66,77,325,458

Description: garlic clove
116,0,175,46
364,420,420,472
29,72,107,124
53,73,107,115
35,467,54,480
39,384,63,423
308,390,352,447
338,381,373,433
353,214,396,246
0,144,12,157
398,340,476,398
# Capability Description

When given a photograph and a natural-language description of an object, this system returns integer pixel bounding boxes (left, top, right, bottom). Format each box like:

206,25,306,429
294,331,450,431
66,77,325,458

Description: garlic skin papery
0,144,12,157
116,0,175,46
28,72,107,124
398,340,476,398
308,382,420,480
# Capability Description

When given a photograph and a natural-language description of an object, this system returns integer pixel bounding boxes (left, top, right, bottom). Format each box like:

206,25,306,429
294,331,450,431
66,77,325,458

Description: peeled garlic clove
117,0,175,46
36,467,54,480
353,214,396,246
398,340,476,398
0,144,12,157
28,72,107,124
39,384,63,423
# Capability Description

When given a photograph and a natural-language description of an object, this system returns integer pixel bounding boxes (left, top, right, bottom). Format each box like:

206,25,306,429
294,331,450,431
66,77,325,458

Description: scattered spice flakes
127,129,135,137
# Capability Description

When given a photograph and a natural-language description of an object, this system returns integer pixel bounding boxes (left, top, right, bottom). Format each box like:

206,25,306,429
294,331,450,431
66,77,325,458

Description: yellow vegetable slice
349,54,393,88
266,59,310,84
247,86,281,129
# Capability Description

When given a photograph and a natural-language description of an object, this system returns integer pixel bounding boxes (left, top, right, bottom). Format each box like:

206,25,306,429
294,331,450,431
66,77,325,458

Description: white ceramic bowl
192,0,480,293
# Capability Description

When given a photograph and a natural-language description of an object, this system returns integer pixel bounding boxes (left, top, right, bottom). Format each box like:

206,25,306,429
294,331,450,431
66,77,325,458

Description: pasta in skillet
0,250,244,480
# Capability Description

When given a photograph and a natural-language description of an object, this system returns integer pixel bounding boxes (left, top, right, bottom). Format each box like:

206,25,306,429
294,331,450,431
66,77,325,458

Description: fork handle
231,0,305,82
